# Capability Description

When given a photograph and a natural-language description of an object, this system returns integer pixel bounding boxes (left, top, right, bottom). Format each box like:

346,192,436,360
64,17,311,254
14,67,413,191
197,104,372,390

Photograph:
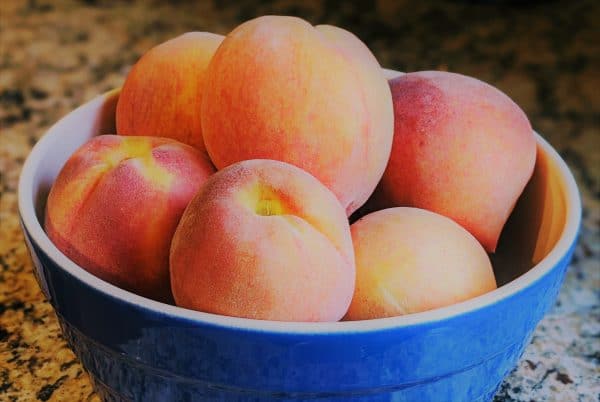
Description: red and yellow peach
45,135,215,302
170,159,355,322
201,16,394,215
373,71,537,252
345,207,497,320
116,32,224,153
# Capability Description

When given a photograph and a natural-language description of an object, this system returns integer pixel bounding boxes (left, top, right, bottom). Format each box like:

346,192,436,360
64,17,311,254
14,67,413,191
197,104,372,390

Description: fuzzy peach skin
116,32,224,153
373,71,536,252
44,135,215,303
170,159,355,322
201,16,394,215
345,208,497,321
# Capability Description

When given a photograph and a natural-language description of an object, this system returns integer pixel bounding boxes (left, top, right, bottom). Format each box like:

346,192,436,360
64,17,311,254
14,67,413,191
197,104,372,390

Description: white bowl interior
18,77,581,333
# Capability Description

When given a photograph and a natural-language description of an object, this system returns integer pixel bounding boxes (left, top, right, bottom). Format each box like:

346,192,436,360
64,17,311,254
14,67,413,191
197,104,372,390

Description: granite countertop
1,0,598,401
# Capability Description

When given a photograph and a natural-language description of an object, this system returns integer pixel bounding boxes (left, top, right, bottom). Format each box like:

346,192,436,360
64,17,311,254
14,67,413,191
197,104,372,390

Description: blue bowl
18,79,581,401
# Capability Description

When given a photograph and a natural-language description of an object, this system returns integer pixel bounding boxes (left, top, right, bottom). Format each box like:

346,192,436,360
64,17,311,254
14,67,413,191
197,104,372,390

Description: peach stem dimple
255,198,284,216
237,182,289,217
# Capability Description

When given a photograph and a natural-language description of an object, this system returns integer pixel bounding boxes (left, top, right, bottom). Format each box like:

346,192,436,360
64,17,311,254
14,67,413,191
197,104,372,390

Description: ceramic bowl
18,71,581,402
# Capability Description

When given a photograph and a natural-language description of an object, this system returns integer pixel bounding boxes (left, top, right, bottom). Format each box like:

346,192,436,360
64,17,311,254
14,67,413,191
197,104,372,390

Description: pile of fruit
45,16,536,322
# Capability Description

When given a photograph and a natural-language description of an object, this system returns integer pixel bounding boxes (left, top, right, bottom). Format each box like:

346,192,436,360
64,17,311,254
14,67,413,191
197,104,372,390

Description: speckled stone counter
1,1,598,401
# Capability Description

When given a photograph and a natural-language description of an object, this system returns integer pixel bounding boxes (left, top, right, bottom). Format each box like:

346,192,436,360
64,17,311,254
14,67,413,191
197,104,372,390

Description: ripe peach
44,135,215,302
374,71,536,252
345,208,497,320
116,32,224,153
170,159,355,322
201,16,394,215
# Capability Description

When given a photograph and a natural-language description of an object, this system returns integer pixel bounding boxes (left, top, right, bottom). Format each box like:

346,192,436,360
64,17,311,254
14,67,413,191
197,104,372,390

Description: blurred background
1,1,598,401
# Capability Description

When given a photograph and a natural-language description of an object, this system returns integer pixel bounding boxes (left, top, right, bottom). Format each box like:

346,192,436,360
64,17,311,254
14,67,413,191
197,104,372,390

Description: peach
44,135,215,302
116,32,224,153
345,208,497,320
170,159,355,322
201,16,394,215
374,71,536,252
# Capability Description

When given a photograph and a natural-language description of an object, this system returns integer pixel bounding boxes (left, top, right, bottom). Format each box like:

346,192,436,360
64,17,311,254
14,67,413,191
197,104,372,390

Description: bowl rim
18,74,581,334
